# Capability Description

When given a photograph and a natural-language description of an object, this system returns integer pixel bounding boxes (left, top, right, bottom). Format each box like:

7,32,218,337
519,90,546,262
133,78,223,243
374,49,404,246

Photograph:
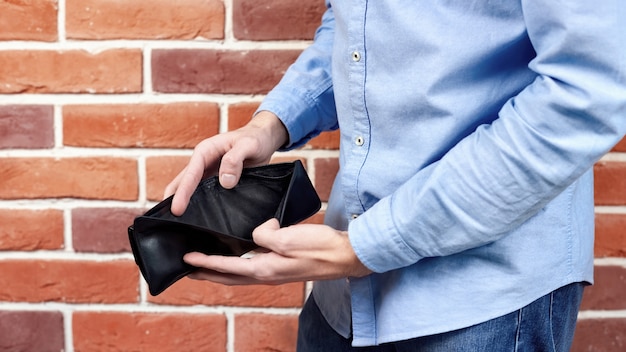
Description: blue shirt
258,0,626,346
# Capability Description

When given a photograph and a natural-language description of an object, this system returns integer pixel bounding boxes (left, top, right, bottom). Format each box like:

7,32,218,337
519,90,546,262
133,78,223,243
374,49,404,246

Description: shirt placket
341,0,378,344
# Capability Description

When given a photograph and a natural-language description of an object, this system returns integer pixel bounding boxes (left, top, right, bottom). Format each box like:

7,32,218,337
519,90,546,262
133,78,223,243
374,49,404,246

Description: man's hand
183,219,373,285
164,111,288,216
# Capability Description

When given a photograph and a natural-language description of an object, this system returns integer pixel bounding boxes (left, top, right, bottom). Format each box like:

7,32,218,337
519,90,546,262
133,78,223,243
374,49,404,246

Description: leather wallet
128,160,321,296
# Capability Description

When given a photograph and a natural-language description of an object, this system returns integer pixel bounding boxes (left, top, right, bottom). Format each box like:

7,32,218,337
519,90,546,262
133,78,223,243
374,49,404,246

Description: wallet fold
128,160,321,296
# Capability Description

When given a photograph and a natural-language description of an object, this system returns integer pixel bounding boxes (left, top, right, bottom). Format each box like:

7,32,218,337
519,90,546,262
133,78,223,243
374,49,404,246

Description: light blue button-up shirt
258,0,626,347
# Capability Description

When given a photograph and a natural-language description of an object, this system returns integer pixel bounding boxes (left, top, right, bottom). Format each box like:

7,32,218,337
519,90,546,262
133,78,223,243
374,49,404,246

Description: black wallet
128,160,321,296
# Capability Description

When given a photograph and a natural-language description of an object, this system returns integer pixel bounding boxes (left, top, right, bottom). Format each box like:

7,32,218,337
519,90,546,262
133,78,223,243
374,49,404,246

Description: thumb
252,218,281,248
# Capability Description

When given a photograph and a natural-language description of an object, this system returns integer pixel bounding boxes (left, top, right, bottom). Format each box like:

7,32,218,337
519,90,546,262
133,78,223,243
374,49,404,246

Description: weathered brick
152,49,301,94
234,313,299,352
149,277,305,307
0,157,138,200
314,157,339,202
595,213,626,258
0,260,138,303
581,266,626,310
0,49,142,94
72,208,144,253
572,318,626,352
594,161,626,205
0,105,54,149
233,0,325,41
146,155,192,201
0,311,64,352
73,311,227,352
63,103,219,148
0,0,57,41
612,137,626,152
228,102,259,131
66,0,224,40
0,209,64,251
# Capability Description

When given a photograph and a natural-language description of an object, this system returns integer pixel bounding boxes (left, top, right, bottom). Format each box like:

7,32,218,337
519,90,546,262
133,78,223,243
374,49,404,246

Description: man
165,1,626,350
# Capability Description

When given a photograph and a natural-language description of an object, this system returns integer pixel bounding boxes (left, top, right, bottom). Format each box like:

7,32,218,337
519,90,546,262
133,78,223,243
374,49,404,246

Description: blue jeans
297,282,584,352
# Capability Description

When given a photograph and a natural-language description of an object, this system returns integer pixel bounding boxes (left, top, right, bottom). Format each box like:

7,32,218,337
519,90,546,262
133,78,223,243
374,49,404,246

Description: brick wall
0,1,623,351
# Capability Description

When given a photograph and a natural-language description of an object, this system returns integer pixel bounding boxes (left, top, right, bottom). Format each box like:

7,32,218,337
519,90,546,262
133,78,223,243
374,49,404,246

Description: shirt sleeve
349,0,626,273
256,0,338,150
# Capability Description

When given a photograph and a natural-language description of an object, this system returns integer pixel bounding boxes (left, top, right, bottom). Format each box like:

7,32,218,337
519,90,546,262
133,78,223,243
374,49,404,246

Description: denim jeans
297,282,584,352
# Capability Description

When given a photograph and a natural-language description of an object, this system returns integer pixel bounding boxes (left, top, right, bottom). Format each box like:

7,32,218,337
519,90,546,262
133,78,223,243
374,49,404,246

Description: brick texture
0,0,58,41
146,155,192,201
581,266,626,310
233,0,325,41
66,0,224,40
594,161,626,205
595,213,626,258
0,157,138,200
0,311,64,352
572,319,626,352
72,207,143,253
0,209,64,251
0,105,54,149
0,260,138,303
150,278,305,307
612,137,626,152
0,49,142,94
73,312,227,352
234,313,299,352
63,103,219,148
152,49,301,94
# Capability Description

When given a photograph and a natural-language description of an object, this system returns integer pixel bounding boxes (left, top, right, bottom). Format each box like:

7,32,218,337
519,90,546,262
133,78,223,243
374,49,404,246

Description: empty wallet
128,160,321,296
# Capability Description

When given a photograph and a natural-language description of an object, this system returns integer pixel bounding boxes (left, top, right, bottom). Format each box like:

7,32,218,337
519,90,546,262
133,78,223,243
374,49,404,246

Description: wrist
250,110,289,151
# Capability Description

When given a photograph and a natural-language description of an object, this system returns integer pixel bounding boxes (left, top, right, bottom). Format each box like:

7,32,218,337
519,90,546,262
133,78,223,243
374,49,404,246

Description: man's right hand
164,111,289,216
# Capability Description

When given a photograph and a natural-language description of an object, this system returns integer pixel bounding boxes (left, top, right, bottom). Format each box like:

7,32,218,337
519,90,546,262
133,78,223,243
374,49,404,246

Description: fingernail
220,173,236,188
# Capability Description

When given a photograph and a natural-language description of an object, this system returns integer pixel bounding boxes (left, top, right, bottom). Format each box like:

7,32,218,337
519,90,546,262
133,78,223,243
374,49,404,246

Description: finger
163,166,187,199
217,140,266,189
217,152,244,189
187,268,263,285
183,252,256,277
251,218,282,250
169,144,222,215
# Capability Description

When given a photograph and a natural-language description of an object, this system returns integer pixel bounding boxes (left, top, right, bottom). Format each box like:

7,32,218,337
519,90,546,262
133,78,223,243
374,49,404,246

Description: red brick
314,157,339,202
233,0,325,41
0,209,64,251
572,318,626,352
307,130,340,150
581,266,626,310
0,105,54,149
234,313,298,352
594,161,626,205
66,0,224,40
0,260,138,303
72,208,144,253
0,157,138,200
146,155,193,201
63,103,219,148
152,49,301,94
228,102,260,131
0,0,57,41
0,49,142,94
595,213,626,258
73,311,227,352
149,277,305,307
0,311,64,351
612,137,626,152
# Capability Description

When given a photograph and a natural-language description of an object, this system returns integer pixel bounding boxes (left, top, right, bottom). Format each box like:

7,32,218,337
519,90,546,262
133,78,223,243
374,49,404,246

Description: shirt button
351,214,359,220
351,51,361,62
355,136,364,146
